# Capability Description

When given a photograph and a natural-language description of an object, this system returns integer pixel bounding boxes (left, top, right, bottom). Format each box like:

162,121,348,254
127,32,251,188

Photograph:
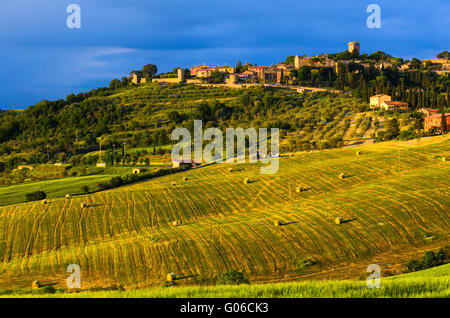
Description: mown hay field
0,135,448,290
3,264,449,298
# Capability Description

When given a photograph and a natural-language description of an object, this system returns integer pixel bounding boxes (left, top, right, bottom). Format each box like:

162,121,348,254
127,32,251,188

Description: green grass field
2,264,449,298
0,166,163,206
0,135,448,293
0,175,114,206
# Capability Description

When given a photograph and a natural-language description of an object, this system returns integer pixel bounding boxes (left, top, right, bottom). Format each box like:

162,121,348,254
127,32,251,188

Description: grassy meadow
2,264,449,298
0,134,448,293
0,166,163,206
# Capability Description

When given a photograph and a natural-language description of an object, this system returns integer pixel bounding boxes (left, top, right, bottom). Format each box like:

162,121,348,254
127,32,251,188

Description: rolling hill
0,134,448,291
5,263,448,298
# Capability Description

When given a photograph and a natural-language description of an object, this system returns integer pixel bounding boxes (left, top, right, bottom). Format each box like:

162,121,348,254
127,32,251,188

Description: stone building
190,65,235,78
380,101,409,111
370,94,392,109
348,42,360,55
424,113,450,132
132,73,148,84
294,55,336,70
420,108,439,117
190,65,209,76
177,68,186,83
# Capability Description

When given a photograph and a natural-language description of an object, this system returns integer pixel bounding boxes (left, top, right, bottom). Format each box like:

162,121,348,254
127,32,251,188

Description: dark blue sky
1,0,448,109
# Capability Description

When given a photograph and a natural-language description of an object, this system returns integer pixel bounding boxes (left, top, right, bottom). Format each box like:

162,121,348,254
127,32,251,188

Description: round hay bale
356,151,361,156
228,168,233,173
244,178,250,185
171,181,177,186
182,176,188,181
339,173,345,179
80,202,87,208
442,157,448,163
335,217,344,225
31,281,41,289
167,273,176,282
290,153,294,157
296,187,304,193
42,199,47,205
65,194,70,199
172,220,180,227
274,220,283,227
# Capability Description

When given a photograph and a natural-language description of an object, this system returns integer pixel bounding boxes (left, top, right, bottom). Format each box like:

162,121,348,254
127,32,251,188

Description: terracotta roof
426,113,450,119
383,101,409,106
422,108,438,112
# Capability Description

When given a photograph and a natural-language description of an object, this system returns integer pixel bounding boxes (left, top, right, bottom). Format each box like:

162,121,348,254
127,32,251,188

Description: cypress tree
441,107,448,133
412,90,417,108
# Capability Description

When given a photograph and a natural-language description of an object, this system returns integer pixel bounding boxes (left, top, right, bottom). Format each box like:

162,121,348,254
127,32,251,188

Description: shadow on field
345,140,365,147
281,221,298,226
342,218,357,224
40,282,58,287
89,204,104,207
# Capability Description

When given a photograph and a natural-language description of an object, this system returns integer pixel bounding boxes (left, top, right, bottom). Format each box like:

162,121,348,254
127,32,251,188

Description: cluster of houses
369,94,449,132
421,58,450,75
188,43,364,85
130,41,449,87
190,63,293,85
369,94,409,111
421,108,450,132
187,42,450,85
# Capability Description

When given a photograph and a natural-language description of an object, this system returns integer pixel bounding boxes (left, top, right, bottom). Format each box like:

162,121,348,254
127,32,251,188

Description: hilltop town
129,42,450,133
132,43,450,87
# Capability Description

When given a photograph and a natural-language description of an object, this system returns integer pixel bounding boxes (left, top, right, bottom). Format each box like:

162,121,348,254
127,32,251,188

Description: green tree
81,185,90,194
409,58,422,70
142,64,158,77
436,51,450,59
26,191,47,202
385,118,400,140
236,60,243,73
109,79,121,90
217,270,249,285
206,70,227,84
168,111,183,124
441,108,448,133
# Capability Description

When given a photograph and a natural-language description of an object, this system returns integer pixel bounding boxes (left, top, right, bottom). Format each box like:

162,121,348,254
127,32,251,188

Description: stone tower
177,68,186,83
227,74,239,85
294,55,300,69
348,42,360,55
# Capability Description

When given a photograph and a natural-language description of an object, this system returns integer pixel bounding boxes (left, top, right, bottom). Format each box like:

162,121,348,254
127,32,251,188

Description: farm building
420,108,439,117
370,94,391,109
132,168,146,174
380,101,409,111
171,160,201,169
424,113,450,132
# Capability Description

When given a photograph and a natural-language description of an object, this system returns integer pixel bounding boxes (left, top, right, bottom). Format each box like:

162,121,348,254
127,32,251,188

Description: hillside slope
0,135,448,290
2,253,450,298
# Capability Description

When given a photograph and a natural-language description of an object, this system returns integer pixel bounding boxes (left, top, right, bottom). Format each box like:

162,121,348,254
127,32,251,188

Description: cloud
0,0,448,108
